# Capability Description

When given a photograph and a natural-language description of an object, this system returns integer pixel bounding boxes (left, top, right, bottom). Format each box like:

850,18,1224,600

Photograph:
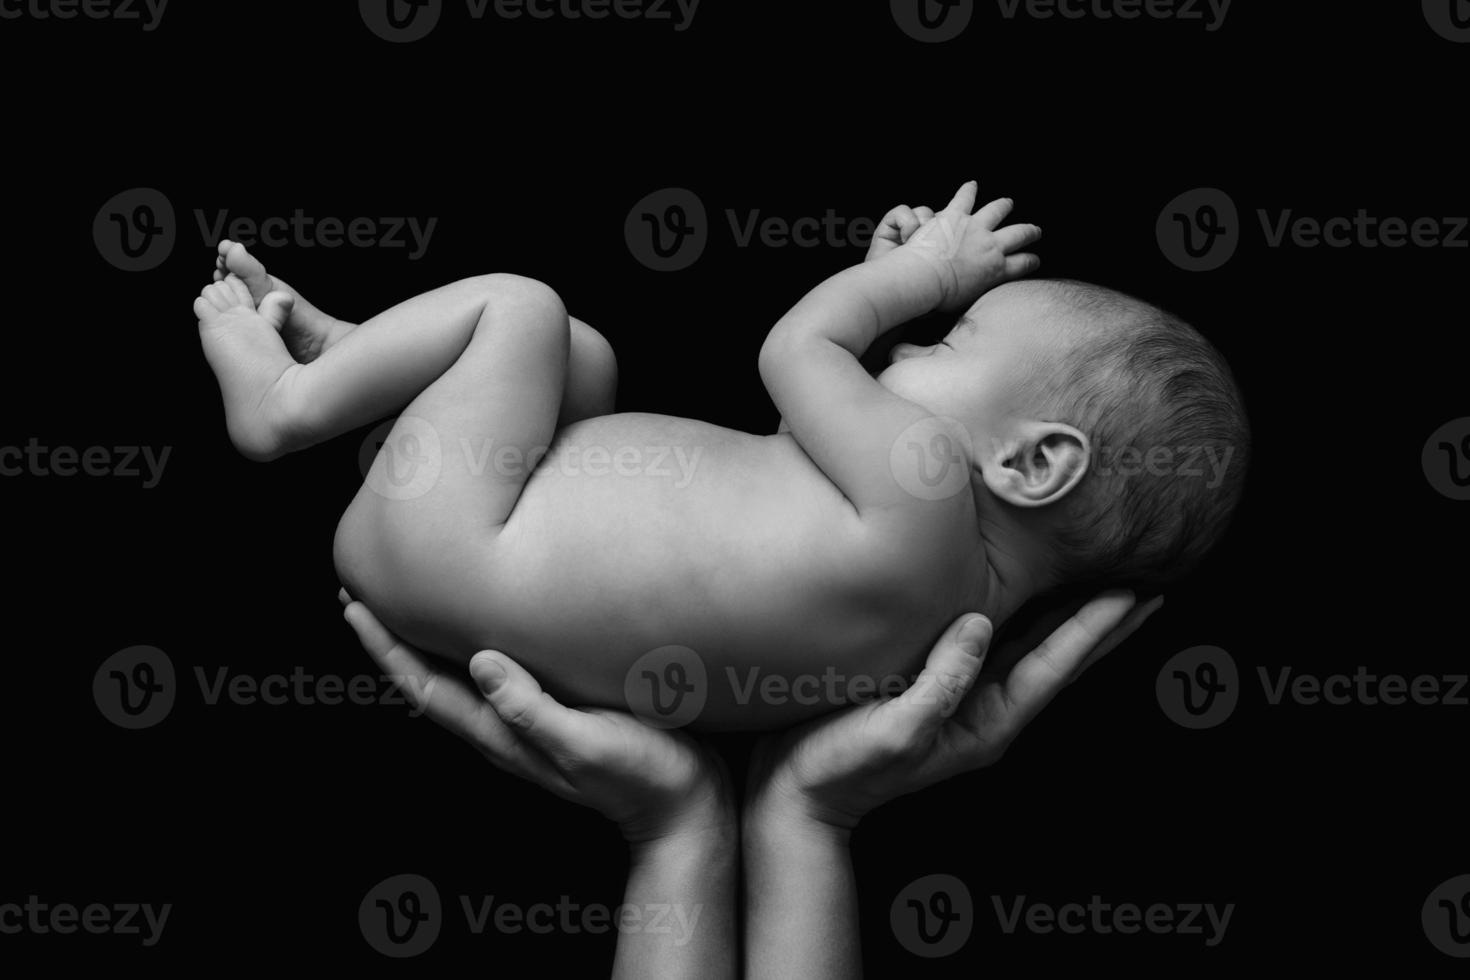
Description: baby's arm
758,240,954,511
758,183,1039,512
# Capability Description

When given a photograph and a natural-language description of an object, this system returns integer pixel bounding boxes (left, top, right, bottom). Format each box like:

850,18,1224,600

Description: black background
3,0,1465,973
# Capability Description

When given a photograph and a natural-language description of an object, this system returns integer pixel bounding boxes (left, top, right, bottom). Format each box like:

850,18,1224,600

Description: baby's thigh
562,317,618,424
332,475,508,663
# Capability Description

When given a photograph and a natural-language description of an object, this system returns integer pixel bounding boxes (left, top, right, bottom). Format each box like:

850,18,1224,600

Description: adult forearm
743,811,862,979
612,818,739,980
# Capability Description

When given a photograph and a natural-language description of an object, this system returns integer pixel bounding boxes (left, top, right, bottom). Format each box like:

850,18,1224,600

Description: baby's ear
979,422,1089,508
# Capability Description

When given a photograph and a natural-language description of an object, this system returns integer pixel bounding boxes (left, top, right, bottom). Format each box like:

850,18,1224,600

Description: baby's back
465,413,983,729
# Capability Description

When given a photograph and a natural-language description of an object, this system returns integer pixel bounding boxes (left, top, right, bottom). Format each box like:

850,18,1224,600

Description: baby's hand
865,204,937,262
746,592,1159,834
890,181,1043,313
342,595,732,844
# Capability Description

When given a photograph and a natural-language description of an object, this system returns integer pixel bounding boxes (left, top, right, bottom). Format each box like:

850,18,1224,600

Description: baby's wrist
861,248,953,314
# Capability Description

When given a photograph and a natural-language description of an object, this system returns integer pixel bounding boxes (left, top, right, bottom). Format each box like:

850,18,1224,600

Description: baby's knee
459,273,568,329
570,318,619,401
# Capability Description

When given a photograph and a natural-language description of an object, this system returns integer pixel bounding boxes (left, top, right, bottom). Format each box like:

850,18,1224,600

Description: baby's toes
203,281,236,311
221,240,273,304
223,273,253,308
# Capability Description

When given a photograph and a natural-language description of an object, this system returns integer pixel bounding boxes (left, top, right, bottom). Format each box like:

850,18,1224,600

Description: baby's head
878,279,1248,591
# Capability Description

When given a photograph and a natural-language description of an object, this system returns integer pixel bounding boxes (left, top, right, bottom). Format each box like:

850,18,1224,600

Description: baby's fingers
994,222,1042,254
1002,253,1042,280
974,196,1015,229
880,205,923,238
943,180,979,216
869,205,922,259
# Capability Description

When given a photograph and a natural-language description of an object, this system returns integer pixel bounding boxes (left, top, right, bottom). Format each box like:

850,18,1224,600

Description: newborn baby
195,183,1248,730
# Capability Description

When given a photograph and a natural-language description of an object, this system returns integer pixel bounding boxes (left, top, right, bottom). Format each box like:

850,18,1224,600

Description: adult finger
883,614,992,739
998,590,1137,733
342,601,558,784
1070,595,1165,683
471,651,612,769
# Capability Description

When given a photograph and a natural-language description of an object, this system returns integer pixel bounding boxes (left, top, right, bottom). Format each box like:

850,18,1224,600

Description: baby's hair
1025,279,1249,591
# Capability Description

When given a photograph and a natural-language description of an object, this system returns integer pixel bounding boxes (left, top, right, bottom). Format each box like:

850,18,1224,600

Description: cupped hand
747,590,1162,833
341,593,732,844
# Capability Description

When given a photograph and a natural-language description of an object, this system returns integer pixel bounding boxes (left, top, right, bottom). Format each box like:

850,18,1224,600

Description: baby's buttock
447,414,968,730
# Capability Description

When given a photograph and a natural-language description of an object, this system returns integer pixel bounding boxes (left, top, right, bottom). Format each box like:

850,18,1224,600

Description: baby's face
877,284,1070,443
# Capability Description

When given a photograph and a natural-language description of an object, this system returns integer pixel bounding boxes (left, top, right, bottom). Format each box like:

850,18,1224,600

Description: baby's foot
194,273,310,461
214,240,353,362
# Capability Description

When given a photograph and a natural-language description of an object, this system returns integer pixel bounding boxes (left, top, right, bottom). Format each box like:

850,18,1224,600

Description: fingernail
337,588,351,607
472,653,506,689
957,615,991,651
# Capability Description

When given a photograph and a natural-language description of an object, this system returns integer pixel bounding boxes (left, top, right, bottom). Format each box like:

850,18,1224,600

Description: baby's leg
330,277,573,657
197,244,616,460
